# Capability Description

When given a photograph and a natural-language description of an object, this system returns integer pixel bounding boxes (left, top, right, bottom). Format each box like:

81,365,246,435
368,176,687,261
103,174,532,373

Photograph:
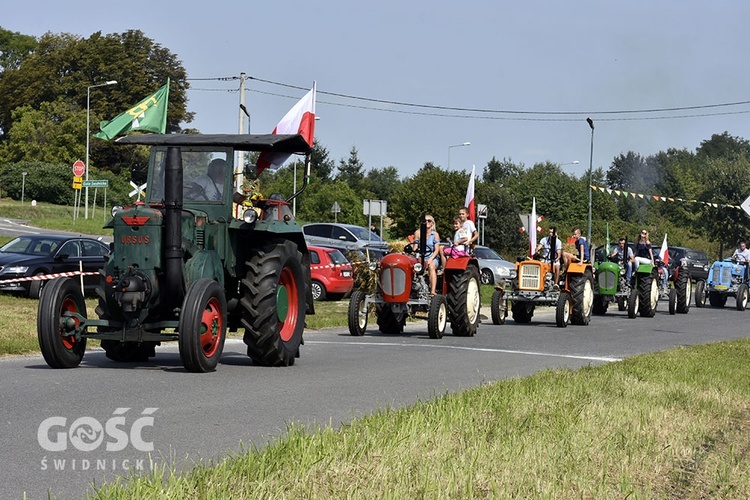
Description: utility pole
236,72,247,194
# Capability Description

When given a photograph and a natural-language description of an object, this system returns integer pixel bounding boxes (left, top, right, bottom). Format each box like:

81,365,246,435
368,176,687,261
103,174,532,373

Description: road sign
129,181,147,200
83,179,109,188
477,203,488,219
363,199,387,216
742,195,750,217
72,160,85,177
72,180,82,190
331,201,341,213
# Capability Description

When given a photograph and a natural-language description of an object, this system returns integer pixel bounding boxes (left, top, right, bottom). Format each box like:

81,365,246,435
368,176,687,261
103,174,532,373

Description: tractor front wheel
675,267,692,314
627,286,639,319
178,278,227,373
427,294,448,339
241,241,306,366
736,284,748,311
490,289,506,325
37,277,87,368
556,291,572,328
347,290,368,336
668,288,677,315
694,280,706,308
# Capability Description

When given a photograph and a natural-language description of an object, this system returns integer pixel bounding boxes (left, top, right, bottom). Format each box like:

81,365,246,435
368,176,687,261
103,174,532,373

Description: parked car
473,245,515,285
308,245,354,301
0,234,110,298
302,223,389,260
668,246,709,281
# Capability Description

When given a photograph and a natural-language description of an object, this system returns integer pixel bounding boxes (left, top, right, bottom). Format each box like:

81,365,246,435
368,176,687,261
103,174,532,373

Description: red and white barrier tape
0,271,99,286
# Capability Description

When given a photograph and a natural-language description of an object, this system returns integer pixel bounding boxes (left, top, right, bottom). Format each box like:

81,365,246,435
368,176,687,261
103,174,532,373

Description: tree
696,132,750,160
476,182,526,257
364,166,401,201
0,26,37,71
335,146,366,193
309,140,335,182
483,156,522,186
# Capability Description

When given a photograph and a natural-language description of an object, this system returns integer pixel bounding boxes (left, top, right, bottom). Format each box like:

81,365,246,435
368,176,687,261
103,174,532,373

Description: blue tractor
694,259,749,310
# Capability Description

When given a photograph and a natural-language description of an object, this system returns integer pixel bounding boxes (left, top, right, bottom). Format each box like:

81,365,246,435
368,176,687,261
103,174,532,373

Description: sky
6,1,750,180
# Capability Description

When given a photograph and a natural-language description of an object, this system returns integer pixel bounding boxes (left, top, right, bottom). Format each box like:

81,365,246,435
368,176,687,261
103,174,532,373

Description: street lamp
586,117,595,244
448,142,471,169
85,80,117,219
560,160,580,167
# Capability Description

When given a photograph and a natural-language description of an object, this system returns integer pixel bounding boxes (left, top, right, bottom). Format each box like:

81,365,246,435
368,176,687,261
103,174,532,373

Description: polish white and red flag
256,82,316,174
659,234,669,265
464,164,476,223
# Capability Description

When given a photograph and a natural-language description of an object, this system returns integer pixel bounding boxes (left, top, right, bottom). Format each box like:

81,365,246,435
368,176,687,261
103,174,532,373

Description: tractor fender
185,249,224,290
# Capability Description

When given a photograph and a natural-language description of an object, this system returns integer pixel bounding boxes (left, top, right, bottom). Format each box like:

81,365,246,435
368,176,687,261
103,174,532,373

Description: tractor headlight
243,208,258,224
414,262,423,273
510,269,517,279
368,261,379,271
111,205,123,217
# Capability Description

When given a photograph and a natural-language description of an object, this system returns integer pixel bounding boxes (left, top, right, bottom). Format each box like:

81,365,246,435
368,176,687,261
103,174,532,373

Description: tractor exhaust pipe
164,147,184,305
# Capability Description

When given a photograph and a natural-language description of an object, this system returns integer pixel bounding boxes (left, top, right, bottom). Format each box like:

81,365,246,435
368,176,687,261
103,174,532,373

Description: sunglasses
426,219,434,223
641,232,647,235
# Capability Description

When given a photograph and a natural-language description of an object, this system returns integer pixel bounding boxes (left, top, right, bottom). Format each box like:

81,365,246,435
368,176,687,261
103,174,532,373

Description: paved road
1,303,747,499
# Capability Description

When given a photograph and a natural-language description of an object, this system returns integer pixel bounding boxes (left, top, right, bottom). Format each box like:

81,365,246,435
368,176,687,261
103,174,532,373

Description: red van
308,245,354,301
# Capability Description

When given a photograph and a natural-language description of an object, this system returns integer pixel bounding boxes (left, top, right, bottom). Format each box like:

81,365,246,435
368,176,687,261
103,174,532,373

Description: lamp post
448,142,471,169
560,160,579,167
586,117,595,244
85,80,117,219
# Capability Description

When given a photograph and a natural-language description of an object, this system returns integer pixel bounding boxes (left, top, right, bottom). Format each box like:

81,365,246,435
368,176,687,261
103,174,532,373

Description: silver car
302,223,389,260
473,245,515,285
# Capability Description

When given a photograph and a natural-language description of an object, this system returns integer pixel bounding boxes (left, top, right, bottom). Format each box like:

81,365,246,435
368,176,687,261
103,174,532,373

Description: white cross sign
129,181,147,200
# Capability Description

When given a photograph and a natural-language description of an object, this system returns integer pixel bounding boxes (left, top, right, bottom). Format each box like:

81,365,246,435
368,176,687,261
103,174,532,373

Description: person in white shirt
458,206,478,248
733,241,750,262
536,226,563,284
189,158,226,201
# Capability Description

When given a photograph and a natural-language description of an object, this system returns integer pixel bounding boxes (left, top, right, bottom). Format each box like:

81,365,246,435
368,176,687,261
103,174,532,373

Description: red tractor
347,218,481,338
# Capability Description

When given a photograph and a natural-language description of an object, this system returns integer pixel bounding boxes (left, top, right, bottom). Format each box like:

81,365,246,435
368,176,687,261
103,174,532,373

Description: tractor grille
598,269,617,289
519,264,541,290
195,228,205,248
711,266,730,284
381,266,407,296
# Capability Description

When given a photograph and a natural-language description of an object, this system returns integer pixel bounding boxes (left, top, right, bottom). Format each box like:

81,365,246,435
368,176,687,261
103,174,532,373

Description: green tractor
37,133,314,372
592,256,632,315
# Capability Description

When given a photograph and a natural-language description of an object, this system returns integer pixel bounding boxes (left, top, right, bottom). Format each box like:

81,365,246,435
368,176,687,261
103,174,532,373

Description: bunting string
590,185,742,210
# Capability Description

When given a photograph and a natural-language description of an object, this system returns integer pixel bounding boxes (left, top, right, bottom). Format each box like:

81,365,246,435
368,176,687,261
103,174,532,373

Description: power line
185,75,750,121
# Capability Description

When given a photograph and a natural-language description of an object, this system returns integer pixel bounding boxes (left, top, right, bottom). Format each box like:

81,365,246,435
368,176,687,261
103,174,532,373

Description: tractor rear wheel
511,302,535,323
376,303,406,333
178,279,227,373
627,287,639,319
555,291,572,328
638,273,658,317
694,280,706,308
570,271,594,325
427,294,448,339
241,241,305,366
490,289,506,325
348,290,368,336
37,277,87,369
736,284,748,311
446,265,481,337
675,267,692,314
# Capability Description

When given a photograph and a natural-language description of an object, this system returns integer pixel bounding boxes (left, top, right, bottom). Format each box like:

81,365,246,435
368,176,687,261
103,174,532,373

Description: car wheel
480,269,494,285
311,280,326,301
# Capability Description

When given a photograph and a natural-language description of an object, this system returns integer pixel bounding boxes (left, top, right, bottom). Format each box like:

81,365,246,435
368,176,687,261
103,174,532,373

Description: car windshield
347,225,383,242
327,249,349,265
0,237,61,256
687,251,707,261
474,247,502,260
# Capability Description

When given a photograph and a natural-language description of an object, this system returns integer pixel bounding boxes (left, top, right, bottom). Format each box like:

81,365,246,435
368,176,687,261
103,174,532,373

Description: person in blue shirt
572,228,590,262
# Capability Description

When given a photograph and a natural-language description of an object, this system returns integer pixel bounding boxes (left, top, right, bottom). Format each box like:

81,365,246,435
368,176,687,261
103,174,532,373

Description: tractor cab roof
116,133,312,154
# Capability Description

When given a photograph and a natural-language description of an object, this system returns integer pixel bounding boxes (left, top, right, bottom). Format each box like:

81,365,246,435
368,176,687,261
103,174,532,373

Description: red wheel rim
277,266,299,342
60,297,79,350
200,297,223,357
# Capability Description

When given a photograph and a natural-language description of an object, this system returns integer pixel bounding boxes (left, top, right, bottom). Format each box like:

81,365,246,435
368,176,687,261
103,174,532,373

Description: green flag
94,78,169,140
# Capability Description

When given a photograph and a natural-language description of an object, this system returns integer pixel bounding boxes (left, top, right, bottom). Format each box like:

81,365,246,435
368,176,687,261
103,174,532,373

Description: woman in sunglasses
634,229,655,267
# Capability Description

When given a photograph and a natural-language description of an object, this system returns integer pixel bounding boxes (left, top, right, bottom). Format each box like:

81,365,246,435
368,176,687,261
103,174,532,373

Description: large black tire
694,280,706,308
311,280,326,301
480,268,494,285
675,267,692,314
348,290,368,336
736,284,748,311
708,291,727,308
241,240,306,366
178,278,227,373
376,303,405,334
37,277,87,369
592,295,608,315
627,286,639,319
446,265,481,337
556,291,572,328
427,294,448,339
617,295,627,311
638,273,658,317
570,271,594,326
512,302,535,323
490,289,506,325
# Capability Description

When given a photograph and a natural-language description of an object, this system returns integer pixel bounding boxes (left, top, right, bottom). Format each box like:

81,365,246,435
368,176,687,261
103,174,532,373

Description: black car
668,246,709,281
0,234,110,298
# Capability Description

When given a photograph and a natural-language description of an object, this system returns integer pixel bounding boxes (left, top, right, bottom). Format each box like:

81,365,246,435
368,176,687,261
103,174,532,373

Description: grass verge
90,339,750,498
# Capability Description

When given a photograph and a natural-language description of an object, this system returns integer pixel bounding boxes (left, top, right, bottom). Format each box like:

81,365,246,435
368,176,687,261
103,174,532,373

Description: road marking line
302,340,622,363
